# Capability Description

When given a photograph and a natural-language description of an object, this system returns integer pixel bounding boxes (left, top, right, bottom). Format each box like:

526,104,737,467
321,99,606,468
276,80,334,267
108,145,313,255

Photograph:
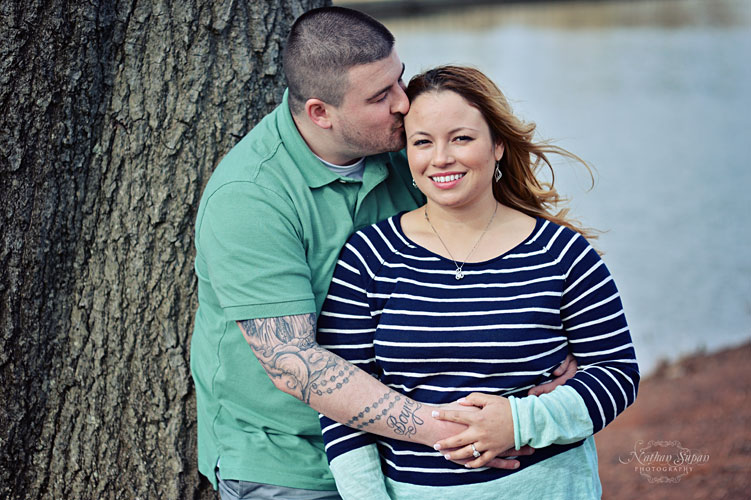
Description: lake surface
384,0,751,373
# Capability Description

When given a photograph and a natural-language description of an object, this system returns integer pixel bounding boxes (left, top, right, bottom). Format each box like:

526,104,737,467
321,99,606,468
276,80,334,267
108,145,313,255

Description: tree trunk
0,0,329,498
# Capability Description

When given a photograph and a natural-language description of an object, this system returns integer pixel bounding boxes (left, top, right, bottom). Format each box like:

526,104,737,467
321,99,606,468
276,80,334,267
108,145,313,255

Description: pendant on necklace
455,269,464,280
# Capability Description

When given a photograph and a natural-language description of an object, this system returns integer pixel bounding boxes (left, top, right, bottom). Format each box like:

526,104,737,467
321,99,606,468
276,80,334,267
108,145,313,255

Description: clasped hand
431,353,577,469
431,394,524,469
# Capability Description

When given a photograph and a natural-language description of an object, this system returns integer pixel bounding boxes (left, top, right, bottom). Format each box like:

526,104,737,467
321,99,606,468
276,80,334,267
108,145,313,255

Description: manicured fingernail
431,410,439,418
513,462,520,469
457,397,466,402
464,463,472,468
433,443,442,450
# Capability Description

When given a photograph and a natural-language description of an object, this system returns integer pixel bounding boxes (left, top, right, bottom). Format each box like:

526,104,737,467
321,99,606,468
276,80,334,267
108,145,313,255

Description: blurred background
338,0,751,375
337,1,751,497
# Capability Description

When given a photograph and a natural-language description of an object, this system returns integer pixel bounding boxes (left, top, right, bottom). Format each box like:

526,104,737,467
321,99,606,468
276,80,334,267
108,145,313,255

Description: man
191,6,574,499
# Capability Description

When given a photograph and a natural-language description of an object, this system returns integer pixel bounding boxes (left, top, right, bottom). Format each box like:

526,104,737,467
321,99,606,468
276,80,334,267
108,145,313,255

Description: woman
317,66,639,499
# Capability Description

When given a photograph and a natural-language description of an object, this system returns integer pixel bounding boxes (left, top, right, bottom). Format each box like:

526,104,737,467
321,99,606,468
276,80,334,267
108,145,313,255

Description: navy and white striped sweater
317,214,639,487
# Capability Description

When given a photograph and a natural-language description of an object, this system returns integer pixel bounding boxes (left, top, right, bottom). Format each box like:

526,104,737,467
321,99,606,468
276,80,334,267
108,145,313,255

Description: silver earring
494,160,503,182
412,178,418,188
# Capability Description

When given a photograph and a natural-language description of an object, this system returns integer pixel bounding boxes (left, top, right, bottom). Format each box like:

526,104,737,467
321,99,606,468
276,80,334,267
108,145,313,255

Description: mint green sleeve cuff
329,444,391,500
509,396,523,450
508,385,594,449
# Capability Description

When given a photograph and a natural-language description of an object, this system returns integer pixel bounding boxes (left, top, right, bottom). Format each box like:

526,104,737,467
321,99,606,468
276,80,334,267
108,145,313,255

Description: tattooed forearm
345,391,401,430
238,315,353,404
238,316,428,442
387,399,424,438
311,364,357,397
344,391,425,439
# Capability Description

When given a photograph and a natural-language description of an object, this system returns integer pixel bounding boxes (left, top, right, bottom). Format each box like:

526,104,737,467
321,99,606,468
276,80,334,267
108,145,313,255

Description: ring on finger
471,443,481,458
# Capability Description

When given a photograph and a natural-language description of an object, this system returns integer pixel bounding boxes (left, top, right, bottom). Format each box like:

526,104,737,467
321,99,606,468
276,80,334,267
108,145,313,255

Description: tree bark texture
0,0,329,498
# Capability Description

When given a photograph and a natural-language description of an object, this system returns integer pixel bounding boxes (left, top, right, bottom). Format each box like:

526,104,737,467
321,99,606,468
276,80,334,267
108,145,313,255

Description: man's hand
440,446,535,470
527,353,578,397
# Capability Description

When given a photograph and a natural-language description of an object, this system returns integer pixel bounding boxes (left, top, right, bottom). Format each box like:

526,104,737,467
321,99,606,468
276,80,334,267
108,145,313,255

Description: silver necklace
424,203,498,280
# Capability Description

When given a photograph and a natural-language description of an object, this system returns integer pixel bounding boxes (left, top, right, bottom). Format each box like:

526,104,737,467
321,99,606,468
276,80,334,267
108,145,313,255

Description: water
384,0,751,373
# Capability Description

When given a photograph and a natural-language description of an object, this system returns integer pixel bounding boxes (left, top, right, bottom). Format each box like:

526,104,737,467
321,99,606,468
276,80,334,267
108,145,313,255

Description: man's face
328,50,409,160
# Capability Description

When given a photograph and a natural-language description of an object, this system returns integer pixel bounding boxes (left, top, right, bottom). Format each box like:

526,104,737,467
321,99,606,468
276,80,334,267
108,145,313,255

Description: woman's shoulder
346,213,411,259
525,216,594,256
351,213,402,240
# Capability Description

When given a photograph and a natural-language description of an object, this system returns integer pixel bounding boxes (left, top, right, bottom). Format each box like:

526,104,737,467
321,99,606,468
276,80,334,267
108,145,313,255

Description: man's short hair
283,7,395,115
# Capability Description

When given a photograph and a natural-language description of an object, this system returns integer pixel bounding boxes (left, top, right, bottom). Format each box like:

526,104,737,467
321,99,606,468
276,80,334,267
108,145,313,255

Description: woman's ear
305,98,333,129
494,142,505,162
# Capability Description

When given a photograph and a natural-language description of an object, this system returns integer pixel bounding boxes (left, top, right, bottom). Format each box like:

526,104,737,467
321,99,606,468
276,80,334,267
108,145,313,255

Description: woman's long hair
406,65,598,242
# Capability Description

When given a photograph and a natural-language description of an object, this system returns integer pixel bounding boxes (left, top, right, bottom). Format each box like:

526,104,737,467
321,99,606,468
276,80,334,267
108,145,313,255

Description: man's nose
392,83,409,115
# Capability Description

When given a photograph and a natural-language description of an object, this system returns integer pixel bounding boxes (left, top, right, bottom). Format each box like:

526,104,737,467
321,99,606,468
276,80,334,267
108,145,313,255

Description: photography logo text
618,440,709,483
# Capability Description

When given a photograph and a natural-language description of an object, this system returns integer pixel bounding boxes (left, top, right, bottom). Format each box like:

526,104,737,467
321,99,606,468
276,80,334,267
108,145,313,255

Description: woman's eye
412,139,430,146
454,135,473,142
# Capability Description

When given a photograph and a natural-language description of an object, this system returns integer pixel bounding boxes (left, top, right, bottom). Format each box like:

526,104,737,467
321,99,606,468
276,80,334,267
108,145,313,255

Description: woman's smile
430,172,466,188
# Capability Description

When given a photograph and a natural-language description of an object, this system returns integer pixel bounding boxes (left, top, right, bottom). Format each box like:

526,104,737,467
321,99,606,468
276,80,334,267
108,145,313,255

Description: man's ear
305,98,333,129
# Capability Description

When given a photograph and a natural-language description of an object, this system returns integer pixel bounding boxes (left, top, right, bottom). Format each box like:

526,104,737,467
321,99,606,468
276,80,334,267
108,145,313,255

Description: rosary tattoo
345,391,401,430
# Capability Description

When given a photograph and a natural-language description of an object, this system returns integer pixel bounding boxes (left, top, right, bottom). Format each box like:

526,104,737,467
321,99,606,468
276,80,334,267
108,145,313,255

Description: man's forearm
237,316,461,446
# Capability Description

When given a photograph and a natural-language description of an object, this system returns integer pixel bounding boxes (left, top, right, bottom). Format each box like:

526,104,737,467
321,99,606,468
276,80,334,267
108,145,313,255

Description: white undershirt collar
315,154,365,181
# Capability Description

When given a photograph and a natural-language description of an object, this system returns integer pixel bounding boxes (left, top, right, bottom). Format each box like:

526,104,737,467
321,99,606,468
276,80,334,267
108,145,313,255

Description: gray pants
216,470,342,500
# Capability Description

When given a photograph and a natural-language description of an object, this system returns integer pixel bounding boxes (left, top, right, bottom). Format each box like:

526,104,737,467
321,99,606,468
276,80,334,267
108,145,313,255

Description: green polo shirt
191,90,423,490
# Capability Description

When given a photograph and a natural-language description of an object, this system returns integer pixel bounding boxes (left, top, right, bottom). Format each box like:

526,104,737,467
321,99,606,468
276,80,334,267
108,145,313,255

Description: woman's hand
431,393,526,469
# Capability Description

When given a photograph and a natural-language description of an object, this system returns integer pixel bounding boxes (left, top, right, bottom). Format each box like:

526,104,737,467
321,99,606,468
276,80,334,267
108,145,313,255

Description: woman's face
405,90,504,210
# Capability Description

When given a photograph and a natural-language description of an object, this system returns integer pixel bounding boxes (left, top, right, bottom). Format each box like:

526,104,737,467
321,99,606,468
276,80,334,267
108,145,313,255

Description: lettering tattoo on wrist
387,399,424,438
238,315,354,404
